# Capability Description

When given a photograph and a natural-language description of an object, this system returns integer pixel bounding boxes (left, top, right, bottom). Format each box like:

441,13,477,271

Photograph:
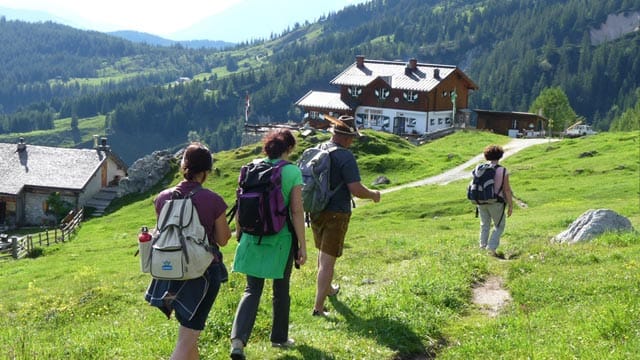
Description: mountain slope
0,0,638,165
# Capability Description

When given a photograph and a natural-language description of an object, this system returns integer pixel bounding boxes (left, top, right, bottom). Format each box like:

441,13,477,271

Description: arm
212,212,231,246
289,185,307,266
503,172,513,217
347,181,381,203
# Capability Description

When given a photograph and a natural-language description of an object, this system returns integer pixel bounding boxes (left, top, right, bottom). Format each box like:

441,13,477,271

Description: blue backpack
297,144,344,213
467,164,504,204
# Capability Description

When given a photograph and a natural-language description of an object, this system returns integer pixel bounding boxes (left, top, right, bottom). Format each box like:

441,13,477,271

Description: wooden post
11,236,18,259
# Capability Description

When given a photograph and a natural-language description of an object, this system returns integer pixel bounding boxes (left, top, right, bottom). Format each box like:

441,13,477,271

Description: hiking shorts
310,211,351,257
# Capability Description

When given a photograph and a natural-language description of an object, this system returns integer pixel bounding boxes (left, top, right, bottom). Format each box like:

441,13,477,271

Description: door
0,201,5,224
393,117,406,135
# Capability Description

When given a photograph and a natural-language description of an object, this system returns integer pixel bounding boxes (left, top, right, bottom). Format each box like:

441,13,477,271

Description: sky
0,0,368,41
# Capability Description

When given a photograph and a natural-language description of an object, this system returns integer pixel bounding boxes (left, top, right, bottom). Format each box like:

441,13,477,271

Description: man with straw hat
310,115,381,317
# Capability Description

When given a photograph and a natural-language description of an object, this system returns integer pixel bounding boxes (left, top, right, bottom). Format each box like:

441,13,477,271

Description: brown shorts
311,211,351,258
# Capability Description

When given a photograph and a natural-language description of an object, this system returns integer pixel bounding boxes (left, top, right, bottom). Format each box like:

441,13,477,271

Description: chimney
433,68,440,79
356,55,365,68
16,137,26,153
99,137,110,152
405,58,418,75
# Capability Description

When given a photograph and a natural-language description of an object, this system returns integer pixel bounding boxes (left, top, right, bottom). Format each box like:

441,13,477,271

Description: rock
553,209,634,244
372,175,390,186
117,150,174,197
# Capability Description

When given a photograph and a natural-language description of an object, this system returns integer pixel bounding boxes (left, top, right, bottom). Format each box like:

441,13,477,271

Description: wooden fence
0,208,84,260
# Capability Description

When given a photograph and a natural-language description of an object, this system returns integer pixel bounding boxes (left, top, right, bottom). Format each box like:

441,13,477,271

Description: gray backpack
146,187,214,280
298,144,344,213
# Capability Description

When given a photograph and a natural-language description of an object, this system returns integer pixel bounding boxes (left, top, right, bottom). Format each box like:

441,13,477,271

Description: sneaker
312,307,329,317
328,284,340,297
271,339,295,348
230,339,245,360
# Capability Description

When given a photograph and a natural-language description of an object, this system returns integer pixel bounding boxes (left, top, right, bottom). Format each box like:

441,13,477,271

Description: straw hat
325,114,361,137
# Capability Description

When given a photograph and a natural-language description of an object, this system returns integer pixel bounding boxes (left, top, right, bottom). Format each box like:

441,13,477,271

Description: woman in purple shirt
145,142,231,360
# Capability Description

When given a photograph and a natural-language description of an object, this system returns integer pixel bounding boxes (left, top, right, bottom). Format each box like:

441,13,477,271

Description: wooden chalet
295,55,478,135
0,137,127,227
472,109,548,137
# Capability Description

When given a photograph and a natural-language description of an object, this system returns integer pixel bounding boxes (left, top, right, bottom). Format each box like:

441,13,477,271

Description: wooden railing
0,208,84,260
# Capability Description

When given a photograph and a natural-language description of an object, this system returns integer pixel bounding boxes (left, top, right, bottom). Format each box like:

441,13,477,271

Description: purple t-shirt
154,180,228,247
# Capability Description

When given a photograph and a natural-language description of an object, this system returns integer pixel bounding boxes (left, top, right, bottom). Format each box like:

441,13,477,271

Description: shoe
328,284,340,297
312,307,329,317
230,339,245,360
271,339,295,348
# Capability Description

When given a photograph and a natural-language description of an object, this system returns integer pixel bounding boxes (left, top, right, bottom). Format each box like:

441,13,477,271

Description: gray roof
294,91,351,111
0,142,113,195
330,59,478,92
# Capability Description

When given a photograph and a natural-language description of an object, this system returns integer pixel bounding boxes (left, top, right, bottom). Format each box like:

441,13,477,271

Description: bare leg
314,250,337,312
171,325,200,360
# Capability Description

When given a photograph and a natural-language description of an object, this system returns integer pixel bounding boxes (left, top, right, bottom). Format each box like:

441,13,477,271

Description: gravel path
380,137,555,194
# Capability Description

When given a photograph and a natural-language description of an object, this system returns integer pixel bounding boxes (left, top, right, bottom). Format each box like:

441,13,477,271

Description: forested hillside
0,0,638,164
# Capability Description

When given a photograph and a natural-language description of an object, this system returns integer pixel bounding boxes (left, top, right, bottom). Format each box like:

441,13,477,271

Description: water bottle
138,226,152,273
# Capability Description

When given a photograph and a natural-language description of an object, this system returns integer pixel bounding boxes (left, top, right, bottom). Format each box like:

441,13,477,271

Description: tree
529,87,578,132
610,89,640,132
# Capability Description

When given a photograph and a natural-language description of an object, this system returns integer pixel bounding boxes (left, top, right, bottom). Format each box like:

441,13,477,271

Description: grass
0,130,638,359
0,115,106,147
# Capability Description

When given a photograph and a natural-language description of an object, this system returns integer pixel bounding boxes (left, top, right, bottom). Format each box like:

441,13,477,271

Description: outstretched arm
347,181,381,203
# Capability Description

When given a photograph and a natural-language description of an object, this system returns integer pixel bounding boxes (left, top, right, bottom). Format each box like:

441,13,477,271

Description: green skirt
232,231,292,279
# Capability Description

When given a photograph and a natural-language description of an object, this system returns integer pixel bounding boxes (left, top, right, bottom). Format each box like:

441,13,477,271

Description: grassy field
0,130,638,359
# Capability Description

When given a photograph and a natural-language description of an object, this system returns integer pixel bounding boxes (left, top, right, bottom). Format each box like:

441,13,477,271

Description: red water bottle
138,226,152,242
138,226,152,273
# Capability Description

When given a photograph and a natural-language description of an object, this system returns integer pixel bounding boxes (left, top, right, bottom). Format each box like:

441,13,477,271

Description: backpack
229,159,289,237
297,144,344,213
467,163,505,204
146,187,215,280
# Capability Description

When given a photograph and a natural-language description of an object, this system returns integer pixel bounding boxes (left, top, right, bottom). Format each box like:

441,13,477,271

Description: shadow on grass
329,297,436,359
276,344,335,360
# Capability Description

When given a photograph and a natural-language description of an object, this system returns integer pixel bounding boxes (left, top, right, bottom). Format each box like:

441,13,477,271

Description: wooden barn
472,109,548,137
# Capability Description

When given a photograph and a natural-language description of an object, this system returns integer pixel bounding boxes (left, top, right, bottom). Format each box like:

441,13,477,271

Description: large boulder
553,209,634,244
117,150,175,197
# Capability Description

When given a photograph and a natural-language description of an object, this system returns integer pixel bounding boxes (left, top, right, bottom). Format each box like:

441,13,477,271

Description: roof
0,142,118,195
330,59,478,92
294,90,351,111
473,109,549,121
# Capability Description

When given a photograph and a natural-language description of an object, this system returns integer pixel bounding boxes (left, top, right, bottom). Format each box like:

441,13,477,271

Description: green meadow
0,130,638,359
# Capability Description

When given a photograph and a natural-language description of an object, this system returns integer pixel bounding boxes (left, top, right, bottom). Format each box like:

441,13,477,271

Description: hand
507,205,513,217
372,190,381,203
296,248,307,266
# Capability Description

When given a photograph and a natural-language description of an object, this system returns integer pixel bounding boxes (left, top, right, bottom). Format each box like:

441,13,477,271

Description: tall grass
0,131,637,359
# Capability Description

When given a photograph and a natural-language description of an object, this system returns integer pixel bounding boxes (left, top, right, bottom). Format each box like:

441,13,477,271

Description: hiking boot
272,339,295,348
230,339,245,360
312,307,330,317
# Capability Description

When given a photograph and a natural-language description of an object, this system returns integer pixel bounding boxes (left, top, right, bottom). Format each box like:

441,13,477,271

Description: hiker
477,144,513,256
310,115,381,317
145,142,231,360
230,129,307,359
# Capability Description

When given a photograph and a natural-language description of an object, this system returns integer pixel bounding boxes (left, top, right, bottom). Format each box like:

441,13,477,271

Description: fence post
11,236,18,259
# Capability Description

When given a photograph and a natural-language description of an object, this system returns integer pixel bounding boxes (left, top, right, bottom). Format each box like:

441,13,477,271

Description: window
348,86,362,98
430,119,435,126
375,88,390,100
438,118,443,125
403,90,418,103
442,91,448,97
445,117,451,124
309,111,319,119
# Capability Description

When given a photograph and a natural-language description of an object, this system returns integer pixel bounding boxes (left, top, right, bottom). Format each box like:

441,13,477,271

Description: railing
0,208,84,260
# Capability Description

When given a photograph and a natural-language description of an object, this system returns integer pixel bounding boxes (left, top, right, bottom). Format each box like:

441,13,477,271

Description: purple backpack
232,159,289,238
